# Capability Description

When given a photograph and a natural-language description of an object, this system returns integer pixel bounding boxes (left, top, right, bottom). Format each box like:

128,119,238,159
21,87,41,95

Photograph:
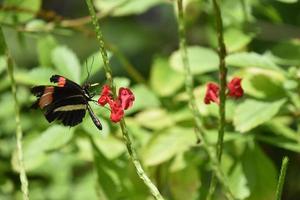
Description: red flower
227,77,243,98
118,87,135,110
98,85,112,106
109,100,124,122
97,85,135,123
204,83,220,104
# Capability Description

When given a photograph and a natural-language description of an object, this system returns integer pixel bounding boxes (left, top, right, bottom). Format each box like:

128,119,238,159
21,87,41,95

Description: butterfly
31,75,102,130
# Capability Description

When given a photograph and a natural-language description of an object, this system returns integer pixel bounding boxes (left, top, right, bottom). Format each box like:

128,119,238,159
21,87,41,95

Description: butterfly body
31,75,102,130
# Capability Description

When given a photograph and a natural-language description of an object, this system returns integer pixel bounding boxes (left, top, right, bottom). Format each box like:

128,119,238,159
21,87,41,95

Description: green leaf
150,57,185,96
234,99,286,132
142,127,196,166
224,29,253,52
222,153,250,199
94,0,165,16
0,0,41,23
226,52,280,70
31,125,74,152
37,35,57,67
92,141,125,199
12,126,74,171
271,40,300,65
52,46,81,83
169,46,219,74
242,70,286,99
169,165,200,200
135,108,174,130
15,68,56,85
128,85,161,113
242,142,277,200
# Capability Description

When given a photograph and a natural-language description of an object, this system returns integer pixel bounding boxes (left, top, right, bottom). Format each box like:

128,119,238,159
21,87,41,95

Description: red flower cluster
204,77,243,105
98,85,135,122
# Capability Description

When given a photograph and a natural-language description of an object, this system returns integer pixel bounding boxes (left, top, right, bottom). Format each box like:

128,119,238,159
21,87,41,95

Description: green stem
1,27,29,200
85,1,164,199
207,0,228,198
275,156,289,200
175,1,234,199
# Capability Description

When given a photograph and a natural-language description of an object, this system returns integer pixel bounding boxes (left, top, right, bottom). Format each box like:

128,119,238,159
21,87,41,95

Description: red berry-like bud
227,77,243,99
204,83,220,104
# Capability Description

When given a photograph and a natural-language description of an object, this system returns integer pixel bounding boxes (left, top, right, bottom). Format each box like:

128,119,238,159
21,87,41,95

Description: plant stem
175,1,234,199
207,0,228,198
84,1,164,199
275,156,289,200
1,27,29,200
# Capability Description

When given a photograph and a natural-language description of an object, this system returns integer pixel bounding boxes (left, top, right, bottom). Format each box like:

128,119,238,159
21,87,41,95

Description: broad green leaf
93,135,126,160
142,127,197,166
37,35,57,67
135,108,174,130
169,165,200,200
92,142,125,199
234,99,286,132
94,0,165,16
12,126,73,171
222,154,250,199
71,173,99,200
150,57,184,96
169,46,219,75
242,70,286,99
31,125,74,152
224,29,253,52
128,85,160,113
15,68,56,85
52,46,81,83
242,143,277,200
226,52,280,70
271,40,300,65
0,0,41,23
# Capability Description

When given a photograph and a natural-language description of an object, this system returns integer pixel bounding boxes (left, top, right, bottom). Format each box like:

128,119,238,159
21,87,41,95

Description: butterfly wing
31,86,87,127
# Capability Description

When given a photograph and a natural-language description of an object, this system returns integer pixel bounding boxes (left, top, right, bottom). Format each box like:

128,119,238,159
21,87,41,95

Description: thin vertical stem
1,27,29,200
84,1,164,199
207,0,228,198
175,1,234,199
275,156,289,200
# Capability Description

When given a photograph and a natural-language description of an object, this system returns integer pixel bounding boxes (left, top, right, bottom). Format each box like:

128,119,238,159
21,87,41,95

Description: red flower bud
227,77,243,98
109,100,124,123
118,87,135,110
204,83,220,104
98,85,112,106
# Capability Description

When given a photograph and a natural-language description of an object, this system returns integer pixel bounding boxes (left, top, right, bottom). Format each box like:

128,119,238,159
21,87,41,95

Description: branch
1,27,29,200
175,1,234,199
84,1,164,199
207,0,228,198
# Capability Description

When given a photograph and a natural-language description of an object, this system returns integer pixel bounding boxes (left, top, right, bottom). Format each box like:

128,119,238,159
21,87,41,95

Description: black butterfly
31,75,102,130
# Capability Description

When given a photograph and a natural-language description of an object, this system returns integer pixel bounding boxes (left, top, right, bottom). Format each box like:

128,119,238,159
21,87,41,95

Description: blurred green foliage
1,0,300,199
